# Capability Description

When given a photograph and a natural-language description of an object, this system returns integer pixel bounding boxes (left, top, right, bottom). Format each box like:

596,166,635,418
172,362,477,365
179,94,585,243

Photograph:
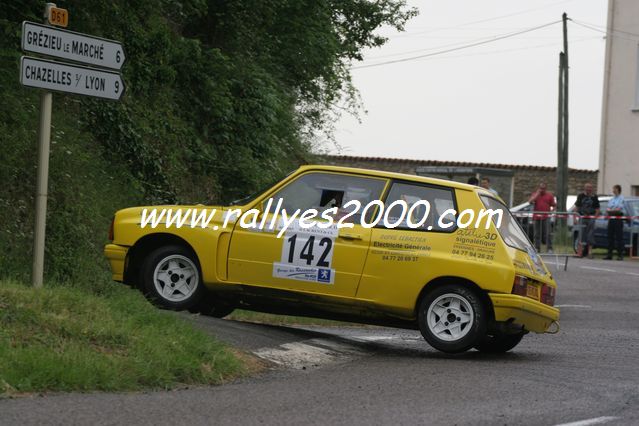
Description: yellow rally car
104,165,559,354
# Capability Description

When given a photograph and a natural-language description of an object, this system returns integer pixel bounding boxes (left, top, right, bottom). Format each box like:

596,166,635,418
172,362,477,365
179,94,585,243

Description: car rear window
480,195,534,252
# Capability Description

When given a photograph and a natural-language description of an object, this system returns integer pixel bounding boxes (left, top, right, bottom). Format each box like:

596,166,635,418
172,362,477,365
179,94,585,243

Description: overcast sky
333,0,608,170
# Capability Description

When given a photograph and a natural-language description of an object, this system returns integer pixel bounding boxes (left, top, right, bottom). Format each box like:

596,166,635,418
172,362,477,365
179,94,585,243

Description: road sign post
23,3,125,287
31,3,56,288
33,89,52,288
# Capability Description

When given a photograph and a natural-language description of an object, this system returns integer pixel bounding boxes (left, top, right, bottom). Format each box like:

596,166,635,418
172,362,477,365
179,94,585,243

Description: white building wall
599,0,639,196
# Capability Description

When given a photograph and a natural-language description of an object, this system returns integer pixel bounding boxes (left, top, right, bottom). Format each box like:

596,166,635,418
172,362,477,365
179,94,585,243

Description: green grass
0,280,245,396
227,309,356,326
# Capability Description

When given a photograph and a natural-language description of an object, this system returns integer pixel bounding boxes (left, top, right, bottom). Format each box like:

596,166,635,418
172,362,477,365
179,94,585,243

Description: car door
227,171,388,298
356,181,460,310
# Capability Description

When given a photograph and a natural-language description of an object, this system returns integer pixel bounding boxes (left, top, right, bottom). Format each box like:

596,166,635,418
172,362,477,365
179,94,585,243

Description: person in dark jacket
572,183,600,258
605,184,625,261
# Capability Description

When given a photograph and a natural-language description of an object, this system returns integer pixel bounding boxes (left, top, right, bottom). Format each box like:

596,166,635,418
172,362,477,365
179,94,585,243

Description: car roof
298,164,490,194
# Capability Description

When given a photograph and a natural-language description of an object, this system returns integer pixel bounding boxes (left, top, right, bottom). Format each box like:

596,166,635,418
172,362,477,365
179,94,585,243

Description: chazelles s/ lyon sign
20,56,125,100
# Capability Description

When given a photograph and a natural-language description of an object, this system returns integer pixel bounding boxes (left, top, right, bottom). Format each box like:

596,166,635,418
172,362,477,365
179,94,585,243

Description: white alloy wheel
426,293,474,342
152,254,199,302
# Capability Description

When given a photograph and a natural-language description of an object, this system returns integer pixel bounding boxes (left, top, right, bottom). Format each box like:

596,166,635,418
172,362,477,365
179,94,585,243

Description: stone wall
319,155,598,208
509,168,599,206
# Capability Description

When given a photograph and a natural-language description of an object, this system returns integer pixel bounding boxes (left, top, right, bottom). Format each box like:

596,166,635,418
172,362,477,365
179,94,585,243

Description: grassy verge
0,280,245,396
227,310,356,326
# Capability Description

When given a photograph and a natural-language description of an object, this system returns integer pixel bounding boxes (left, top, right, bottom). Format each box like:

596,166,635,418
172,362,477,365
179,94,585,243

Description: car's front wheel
418,284,487,353
141,245,205,311
474,331,525,353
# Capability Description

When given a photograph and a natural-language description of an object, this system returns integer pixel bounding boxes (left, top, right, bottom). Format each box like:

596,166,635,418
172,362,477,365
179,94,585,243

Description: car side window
267,172,387,223
382,182,457,232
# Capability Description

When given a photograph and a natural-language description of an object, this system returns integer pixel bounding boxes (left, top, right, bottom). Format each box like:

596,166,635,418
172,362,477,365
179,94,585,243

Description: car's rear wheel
418,284,487,354
141,245,205,311
474,331,525,353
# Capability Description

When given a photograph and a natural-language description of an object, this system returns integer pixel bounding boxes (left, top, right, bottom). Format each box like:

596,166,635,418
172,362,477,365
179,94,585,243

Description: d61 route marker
21,21,125,70
47,6,68,27
20,56,125,100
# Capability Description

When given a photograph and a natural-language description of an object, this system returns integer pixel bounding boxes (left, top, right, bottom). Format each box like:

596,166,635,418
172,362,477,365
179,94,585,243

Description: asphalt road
2,257,638,426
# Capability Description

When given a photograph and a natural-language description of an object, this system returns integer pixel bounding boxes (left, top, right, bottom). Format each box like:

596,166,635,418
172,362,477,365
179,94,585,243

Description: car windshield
481,195,535,252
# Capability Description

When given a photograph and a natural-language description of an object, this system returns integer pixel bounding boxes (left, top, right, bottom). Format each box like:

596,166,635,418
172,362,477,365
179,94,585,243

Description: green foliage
0,280,244,394
0,0,416,283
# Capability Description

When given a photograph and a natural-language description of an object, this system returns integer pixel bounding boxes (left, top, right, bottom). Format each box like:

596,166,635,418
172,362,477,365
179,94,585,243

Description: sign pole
32,2,56,288
22,3,125,286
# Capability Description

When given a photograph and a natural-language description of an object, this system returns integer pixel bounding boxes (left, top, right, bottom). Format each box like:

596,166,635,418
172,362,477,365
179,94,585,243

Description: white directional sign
20,56,125,100
21,21,125,70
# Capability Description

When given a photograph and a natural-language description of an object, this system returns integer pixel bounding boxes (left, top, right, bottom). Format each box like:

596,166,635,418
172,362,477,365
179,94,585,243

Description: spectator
529,182,556,253
480,177,498,196
605,184,625,261
572,182,600,259
467,176,479,186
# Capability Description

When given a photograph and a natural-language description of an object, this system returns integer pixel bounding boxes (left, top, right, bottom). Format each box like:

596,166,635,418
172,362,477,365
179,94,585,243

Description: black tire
474,331,525,353
205,304,235,318
418,284,488,354
197,291,235,318
141,245,205,311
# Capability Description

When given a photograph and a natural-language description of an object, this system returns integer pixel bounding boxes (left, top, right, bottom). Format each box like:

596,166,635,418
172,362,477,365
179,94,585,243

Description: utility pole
554,13,569,249
556,13,569,215
557,52,565,211
562,12,569,213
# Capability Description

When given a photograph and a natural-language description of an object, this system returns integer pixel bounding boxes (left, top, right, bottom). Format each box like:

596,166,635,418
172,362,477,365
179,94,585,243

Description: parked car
105,165,559,354
571,196,639,255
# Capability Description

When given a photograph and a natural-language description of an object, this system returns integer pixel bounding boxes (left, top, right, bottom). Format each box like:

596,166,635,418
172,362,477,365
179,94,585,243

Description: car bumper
489,293,560,333
104,244,128,282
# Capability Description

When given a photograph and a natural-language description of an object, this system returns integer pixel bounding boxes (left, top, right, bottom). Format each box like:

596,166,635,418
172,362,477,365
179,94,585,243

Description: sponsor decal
272,263,334,284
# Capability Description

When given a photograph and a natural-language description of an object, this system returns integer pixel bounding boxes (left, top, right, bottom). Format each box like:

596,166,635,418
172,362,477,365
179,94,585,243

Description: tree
0,0,416,281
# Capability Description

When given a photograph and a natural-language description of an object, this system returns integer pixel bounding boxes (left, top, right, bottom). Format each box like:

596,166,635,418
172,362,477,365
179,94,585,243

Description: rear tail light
512,275,528,297
541,284,556,306
108,217,114,241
